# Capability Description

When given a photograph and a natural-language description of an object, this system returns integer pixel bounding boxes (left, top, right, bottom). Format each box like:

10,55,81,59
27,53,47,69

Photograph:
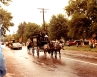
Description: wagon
31,33,49,57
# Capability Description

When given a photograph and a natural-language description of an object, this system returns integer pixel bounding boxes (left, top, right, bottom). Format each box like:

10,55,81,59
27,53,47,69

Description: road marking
62,56,97,66
64,52,97,59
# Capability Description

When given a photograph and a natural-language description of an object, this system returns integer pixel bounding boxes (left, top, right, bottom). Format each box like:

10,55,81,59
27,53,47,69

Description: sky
1,0,69,35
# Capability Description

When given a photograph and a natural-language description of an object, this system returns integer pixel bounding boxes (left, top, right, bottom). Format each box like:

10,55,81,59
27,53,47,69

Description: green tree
11,33,19,42
49,14,68,40
23,22,41,42
0,8,14,36
41,22,49,31
4,34,12,42
67,13,91,39
65,0,97,39
0,0,12,6
17,21,27,42
0,0,14,36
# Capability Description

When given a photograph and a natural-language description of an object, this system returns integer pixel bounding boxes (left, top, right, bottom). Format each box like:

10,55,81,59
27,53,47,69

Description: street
2,45,97,77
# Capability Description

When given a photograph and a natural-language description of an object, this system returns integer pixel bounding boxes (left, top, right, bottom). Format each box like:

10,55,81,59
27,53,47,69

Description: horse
50,41,62,58
43,43,51,58
43,40,63,59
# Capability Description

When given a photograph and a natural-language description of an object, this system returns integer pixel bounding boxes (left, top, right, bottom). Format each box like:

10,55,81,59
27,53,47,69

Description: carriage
30,32,49,58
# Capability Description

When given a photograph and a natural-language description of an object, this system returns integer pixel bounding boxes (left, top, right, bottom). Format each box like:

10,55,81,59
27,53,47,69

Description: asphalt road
2,45,97,77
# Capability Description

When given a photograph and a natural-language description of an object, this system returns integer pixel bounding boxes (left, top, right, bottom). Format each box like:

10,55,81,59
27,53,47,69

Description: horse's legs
55,50,57,58
29,47,32,52
46,49,50,59
37,47,39,58
51,50,53,58
27,46,30,52
32,47,34,56
44,50,47,58
59,50,61,59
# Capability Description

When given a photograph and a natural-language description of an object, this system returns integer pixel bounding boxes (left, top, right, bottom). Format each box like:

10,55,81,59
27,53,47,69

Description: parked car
10,43,22,50
65,40,81,46
84,40,89,45
75,40,81,45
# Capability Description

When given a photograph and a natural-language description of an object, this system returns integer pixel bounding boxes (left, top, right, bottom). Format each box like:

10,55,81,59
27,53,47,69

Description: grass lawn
64,45,97,52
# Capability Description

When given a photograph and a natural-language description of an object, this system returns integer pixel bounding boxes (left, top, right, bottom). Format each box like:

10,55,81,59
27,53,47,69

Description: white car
11,43,22,50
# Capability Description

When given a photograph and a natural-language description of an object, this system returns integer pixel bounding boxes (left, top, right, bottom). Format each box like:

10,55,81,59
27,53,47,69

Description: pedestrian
76,42,78,47
0,46,7,77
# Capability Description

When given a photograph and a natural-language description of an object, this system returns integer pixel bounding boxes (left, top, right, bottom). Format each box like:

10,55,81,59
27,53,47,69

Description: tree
17,21,27,42
67,12,91,39
0,0,12,6
0,8,14,36
41,22,49,32
4,34,12,42
49,14,68,40
11,33,19,42
23,22,41,42
0,0,14,36
65,0,97,39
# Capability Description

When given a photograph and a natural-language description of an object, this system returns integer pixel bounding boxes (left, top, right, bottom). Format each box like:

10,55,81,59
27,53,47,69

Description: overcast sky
1,0,69,35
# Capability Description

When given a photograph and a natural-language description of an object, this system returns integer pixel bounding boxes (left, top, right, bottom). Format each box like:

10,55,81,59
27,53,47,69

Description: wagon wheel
55,51,57,58
37,47,39,58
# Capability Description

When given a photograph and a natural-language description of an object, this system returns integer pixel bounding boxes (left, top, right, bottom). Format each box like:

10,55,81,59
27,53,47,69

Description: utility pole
0,15,2,44
38,8,48,31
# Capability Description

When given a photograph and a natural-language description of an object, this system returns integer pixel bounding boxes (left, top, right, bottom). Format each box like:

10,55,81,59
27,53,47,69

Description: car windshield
13,43,21,45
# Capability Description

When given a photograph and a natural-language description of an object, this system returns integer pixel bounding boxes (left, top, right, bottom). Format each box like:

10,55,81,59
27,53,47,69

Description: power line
38,8,49,31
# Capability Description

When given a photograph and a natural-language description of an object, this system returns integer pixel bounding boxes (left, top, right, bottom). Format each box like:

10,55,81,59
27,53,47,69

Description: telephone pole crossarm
38,8,49,31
